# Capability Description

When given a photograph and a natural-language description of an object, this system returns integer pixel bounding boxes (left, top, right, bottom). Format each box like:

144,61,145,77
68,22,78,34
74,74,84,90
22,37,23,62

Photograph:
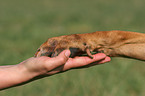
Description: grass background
0,0,145,95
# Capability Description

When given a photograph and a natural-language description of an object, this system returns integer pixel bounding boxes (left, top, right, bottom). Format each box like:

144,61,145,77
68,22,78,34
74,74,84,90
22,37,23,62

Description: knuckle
58,57,66,63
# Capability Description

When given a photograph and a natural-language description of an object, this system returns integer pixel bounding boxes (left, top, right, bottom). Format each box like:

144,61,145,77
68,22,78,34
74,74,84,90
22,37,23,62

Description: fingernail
98,53,106,58
65,50,71,58
106,57,111,62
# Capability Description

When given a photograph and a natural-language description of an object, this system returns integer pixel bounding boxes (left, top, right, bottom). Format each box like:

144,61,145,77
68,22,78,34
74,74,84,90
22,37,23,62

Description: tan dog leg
114,44,145,60
35,30,145,61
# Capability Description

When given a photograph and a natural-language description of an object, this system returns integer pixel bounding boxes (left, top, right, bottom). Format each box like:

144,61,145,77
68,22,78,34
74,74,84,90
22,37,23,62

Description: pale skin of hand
0,50,111,90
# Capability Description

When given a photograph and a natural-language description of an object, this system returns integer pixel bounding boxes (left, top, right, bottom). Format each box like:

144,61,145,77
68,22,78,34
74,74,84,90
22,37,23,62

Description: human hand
21,50,111,78
0,50,111,90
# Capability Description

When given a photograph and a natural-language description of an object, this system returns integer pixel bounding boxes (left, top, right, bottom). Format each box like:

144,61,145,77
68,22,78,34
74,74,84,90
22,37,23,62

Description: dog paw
34,34,96,58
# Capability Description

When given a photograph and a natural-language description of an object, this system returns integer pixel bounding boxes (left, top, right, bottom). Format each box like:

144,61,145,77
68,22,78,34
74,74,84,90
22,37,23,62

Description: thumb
48,50,71,69
55,49,71,62
58,49,71,58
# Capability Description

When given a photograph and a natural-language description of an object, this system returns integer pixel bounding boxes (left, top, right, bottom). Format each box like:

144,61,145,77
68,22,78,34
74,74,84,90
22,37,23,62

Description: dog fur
35,30,145,61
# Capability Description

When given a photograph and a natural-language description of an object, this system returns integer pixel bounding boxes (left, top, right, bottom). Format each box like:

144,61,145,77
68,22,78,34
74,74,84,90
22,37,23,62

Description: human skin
0,50,111,90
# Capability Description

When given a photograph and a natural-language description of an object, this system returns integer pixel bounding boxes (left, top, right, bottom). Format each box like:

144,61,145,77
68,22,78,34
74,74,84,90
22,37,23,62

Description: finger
79,56,111,68
47,54,110,75
63,53,107,70
44,50,70,71
97,56,111,64
46,56,111,75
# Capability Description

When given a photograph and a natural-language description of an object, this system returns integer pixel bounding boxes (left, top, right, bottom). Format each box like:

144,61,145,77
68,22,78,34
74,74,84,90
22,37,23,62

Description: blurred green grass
1,0,145,96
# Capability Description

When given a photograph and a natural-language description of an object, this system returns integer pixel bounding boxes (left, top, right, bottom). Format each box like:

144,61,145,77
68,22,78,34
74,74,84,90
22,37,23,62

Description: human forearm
0,64,37,90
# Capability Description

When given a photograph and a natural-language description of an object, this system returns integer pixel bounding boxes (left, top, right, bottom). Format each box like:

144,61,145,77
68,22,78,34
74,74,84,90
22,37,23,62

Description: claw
86,48,94,59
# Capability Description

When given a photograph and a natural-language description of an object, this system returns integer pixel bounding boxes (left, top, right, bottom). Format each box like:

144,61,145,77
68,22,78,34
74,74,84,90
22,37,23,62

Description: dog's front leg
113,44,145,60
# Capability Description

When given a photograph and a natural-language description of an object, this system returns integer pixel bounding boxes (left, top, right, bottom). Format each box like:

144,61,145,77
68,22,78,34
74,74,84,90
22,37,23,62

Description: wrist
17,63,39,80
